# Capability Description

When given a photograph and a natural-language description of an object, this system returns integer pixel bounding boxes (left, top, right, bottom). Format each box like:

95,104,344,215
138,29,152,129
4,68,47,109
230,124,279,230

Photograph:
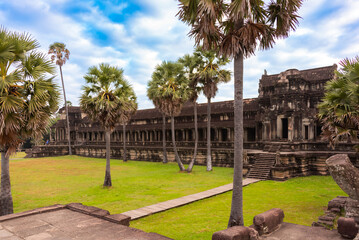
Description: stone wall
27,144,358,180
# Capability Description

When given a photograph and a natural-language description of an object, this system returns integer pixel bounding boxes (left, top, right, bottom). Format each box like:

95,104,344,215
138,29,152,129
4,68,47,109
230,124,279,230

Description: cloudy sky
1,0,358,109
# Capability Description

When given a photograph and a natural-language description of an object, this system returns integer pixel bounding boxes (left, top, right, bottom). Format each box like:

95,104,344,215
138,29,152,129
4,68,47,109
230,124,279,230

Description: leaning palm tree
178,53,203,172
318,56,359,148
178,0,302,227
48,42,72,155
0,28,60,215
147,61,190,171
80,63,137,187
195,47,230,171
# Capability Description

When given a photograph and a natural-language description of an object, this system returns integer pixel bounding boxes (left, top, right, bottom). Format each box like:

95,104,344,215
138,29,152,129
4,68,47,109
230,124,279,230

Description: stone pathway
122,178,261,220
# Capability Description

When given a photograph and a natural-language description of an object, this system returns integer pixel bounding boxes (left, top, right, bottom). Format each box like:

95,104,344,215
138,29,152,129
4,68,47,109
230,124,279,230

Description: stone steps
247,153,276,180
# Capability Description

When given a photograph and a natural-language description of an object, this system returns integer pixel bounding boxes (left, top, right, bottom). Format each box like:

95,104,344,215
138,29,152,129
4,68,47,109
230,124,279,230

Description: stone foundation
26,144,358,180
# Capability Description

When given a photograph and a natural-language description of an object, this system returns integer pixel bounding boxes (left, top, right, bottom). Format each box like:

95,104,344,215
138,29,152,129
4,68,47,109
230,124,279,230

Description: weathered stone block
212,226,251,240
345,198,359,223
326,154,359,200
253,208,284,235
66,203,110,217
103,214,131,226
328,196,347,211
338,217,358,239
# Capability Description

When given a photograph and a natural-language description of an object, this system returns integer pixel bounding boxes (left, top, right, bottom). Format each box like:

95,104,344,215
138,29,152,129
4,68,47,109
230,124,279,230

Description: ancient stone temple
29,65,359,180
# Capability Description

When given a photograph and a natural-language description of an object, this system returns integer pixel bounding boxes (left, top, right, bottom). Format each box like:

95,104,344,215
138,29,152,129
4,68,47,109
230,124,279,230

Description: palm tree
318,56,359,147
119,91,137,162
178,0,302,227
0,28,60,215
178,53,203,172
48,42,71,155
147,61,190,171
80,63,137,187
195,47,230,171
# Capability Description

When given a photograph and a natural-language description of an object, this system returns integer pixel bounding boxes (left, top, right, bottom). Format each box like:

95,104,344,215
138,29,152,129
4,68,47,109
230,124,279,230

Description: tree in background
119,90,137,162
48,42,72,155
178,52,203,172
195,47,230,171
319,56,359,149
147,61,190,171
80,63,137,187
0,28,59,215
147,86,169,164
178,0,302,226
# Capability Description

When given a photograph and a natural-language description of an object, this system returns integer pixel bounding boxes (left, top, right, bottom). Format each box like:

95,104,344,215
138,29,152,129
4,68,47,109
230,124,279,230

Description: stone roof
133,99,258,120
58,106,82,114
260,65,337,87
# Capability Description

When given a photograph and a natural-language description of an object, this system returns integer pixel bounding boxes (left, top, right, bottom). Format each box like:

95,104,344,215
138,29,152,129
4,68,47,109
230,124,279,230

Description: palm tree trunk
228,52,244,227
103,130,112,187
0,149,13,216
123,124,127,162
162,114,168,163
187,101,198,172
206,97,212,171
59,65,72,155
171,116,185,171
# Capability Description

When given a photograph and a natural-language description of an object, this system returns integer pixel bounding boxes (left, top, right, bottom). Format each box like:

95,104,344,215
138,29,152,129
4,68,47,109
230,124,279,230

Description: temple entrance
188,130,193,141
247,128,256,141
211,128,215,141
282,118,288,139
304,125,309,140
221,129,228,141
198,129,204,141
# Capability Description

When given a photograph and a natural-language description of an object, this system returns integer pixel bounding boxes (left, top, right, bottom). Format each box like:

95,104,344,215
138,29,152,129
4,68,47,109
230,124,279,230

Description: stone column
288,116,294,141
276,115,283,139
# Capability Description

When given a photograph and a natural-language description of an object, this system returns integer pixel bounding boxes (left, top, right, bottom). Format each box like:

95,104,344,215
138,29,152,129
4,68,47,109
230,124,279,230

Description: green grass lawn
6,155,345,240
9,151,26,159
9,155,233,213
131,176,346,240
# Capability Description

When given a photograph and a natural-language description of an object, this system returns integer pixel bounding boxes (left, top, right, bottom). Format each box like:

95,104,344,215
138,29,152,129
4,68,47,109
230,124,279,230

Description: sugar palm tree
178,0,302,226
0,28,60,215
119,89,137,162
178,53,203,172
80,63,137,187
48,42,71,155
319,56,359,147
147,61,190,171
147,94,169,164
195,47,230,171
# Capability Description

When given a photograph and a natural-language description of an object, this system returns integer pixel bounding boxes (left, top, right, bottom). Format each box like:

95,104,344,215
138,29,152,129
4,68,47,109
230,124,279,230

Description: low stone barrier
338,217,358,239
253,208,284,235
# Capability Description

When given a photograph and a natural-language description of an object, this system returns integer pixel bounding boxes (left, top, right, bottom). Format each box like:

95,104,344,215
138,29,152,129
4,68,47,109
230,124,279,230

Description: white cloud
1,0,358,110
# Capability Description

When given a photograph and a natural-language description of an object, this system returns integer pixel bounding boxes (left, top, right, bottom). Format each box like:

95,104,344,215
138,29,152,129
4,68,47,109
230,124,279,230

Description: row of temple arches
55,127,234,143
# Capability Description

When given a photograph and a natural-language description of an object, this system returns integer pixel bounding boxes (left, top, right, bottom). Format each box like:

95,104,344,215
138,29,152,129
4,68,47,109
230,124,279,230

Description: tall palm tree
0,28,60,215
319,56,359,147
147,61,190,171
48,42,71,155
178,53,203,172
178,0,302,226
80,63,137,187
195,47,230,171
119,90,137,162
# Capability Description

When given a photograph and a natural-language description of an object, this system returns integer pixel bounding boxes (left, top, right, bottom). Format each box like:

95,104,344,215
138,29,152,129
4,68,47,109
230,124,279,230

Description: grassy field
9,155,233,213
131,176,345,239
5,155,345,240
9,151,27,159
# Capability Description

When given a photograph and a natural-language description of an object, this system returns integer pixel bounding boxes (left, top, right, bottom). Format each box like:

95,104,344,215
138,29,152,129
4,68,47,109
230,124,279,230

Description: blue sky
1,0,359,109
